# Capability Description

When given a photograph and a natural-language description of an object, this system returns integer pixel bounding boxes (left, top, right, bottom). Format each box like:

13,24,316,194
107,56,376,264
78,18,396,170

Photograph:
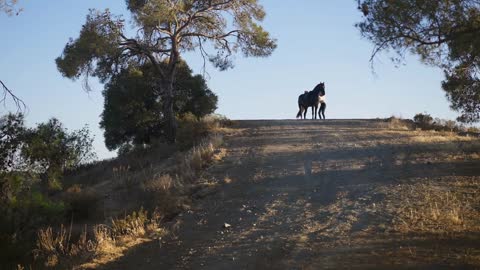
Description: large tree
56,0,276,142
100,60,218,151
357,0,480,123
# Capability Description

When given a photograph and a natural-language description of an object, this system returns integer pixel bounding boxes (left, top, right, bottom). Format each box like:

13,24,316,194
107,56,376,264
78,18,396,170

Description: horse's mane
312,83,325,96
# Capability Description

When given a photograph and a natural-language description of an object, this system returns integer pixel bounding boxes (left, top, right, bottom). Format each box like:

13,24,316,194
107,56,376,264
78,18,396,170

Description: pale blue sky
0,1,454,159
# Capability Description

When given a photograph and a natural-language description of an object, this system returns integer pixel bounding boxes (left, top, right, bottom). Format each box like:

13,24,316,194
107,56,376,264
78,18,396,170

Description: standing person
319,94,326,119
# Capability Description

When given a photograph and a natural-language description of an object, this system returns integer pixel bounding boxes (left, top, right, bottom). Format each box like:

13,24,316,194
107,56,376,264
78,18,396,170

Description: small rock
223,223,232,229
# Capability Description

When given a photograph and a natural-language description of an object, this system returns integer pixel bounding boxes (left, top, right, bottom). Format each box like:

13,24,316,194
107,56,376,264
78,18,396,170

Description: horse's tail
296,103,303,119
296,109,302,119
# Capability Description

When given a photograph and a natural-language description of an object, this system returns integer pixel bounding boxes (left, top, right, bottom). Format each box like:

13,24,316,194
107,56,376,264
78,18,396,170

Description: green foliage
442,70,480,123
175,62,219,118
1,113,96,192
22,118,96,189
0,113,26,171
100,61,218,151
55,9,124,85
100,65,160,151
357,0,480,123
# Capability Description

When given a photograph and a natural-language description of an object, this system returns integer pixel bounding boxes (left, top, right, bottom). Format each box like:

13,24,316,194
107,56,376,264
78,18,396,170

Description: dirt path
101,120,480,269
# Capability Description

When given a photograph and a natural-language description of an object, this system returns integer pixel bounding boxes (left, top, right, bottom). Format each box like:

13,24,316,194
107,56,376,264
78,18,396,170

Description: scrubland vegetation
1,114,230,269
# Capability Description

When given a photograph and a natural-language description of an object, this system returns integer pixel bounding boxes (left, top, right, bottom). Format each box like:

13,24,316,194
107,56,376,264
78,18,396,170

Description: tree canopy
56,0,276,142
0,0,21,15
357,0,480,123
100,60,218,151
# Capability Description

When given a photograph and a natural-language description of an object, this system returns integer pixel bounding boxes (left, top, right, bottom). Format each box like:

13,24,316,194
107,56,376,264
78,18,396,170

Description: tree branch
0,79,26,112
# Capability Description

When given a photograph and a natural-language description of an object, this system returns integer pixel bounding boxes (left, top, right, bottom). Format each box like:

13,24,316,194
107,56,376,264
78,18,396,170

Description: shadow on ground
98,119,480,270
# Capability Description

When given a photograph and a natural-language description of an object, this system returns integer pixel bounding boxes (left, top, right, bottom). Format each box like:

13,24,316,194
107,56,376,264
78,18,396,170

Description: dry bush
112,165,138,189
35,208,166,268
176,113,227,150
92,225,116,254
111,208,148,238
467,126,480,133
175,134,224,183
144,174,175,192
140,172,185,217
35,225,96,268
385,116,414,130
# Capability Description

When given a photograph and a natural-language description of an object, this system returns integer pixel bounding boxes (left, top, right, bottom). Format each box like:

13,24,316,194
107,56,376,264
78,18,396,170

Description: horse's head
315,82,326,96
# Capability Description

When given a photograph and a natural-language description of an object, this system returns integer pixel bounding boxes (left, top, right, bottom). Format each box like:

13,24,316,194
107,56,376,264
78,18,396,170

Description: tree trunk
162,79,177,143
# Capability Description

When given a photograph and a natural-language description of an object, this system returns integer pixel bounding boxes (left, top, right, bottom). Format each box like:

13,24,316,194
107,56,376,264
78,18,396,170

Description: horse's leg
304,107,307,119
314,105,318,120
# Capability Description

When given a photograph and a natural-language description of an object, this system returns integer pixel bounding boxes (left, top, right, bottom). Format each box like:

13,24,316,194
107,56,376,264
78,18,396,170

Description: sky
0,1,456,159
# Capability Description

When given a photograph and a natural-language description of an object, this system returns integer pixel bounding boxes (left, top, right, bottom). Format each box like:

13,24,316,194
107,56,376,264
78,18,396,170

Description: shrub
176,113,226,150
22,119,96,190
413,113,434,129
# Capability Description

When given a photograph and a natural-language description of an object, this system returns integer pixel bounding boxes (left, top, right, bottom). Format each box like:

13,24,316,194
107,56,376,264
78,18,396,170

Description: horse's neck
311,87,321,96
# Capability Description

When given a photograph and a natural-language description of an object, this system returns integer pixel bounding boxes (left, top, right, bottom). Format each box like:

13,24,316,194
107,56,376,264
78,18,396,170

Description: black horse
296,83,326,119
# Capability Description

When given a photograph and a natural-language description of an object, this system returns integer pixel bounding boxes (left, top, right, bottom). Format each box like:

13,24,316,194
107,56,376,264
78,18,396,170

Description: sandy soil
100,119,480,270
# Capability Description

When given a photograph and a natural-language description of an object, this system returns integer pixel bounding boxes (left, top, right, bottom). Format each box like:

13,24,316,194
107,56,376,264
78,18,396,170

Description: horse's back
298,94,305,105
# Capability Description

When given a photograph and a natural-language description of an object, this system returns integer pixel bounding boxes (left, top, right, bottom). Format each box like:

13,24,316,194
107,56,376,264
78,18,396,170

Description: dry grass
34,208,166,269
176,134,224,181
390,178,480,233
385,116,415,130
34,225,96,268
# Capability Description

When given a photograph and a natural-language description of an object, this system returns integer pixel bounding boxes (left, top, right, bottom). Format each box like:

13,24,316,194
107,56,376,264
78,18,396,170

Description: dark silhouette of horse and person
296,82,326,120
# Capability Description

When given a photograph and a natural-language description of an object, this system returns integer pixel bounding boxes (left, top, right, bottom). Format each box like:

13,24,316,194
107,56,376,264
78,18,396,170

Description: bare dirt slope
101,119,480,270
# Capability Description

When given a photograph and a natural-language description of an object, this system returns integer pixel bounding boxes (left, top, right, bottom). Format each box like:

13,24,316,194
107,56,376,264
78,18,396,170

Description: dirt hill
99,119,480,269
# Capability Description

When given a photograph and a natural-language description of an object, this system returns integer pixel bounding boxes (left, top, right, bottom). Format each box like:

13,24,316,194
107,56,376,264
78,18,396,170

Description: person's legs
320,103,326,119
